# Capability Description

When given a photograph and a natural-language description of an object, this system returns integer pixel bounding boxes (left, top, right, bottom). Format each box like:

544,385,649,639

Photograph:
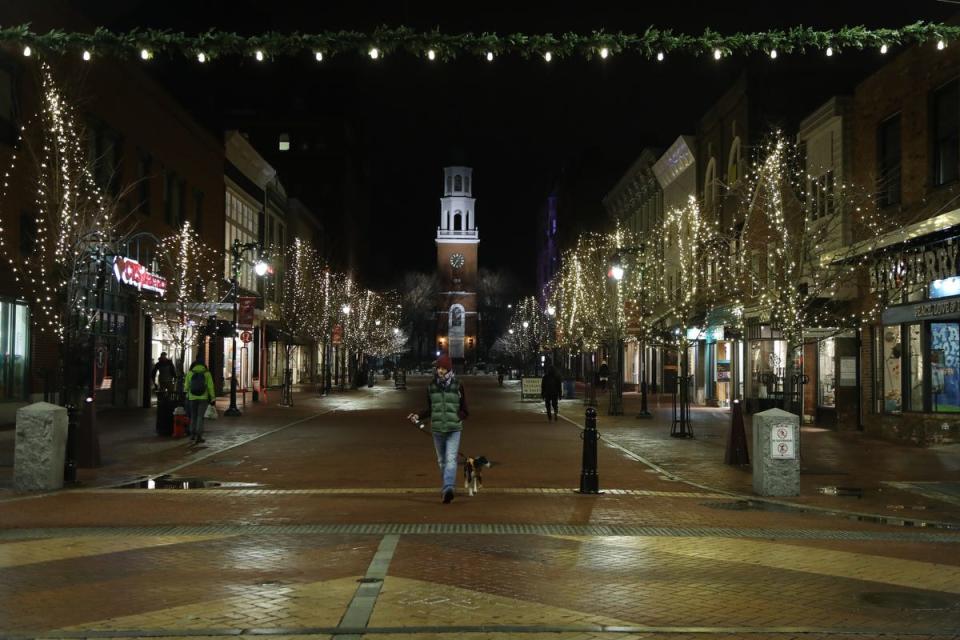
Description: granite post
752,407,800,497
14,402,69,491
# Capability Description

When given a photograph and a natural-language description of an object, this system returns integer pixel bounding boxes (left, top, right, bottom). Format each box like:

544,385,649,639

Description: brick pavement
0,375,959,639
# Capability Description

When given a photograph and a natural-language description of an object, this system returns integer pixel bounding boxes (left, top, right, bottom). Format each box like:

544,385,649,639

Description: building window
225,189,260,293
137,152,152,216
453,210,462,231
164,171,184,227
727,137,741,185
818,338,836,408
933,80,959,187
19,211,36,257
877,114,901,207
193,190,204,229
810,170,835,219
454,175,462,192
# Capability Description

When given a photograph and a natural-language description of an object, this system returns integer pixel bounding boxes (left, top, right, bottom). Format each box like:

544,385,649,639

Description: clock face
450,253,466,269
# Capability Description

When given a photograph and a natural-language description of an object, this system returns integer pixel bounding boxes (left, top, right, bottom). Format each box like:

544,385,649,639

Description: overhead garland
4,22,959,63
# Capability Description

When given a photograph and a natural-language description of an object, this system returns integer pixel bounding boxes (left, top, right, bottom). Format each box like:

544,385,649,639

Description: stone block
14,402,68,491
752,408,800,497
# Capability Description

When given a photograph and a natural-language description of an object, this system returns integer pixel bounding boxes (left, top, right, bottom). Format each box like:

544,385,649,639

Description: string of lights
4,23,957,63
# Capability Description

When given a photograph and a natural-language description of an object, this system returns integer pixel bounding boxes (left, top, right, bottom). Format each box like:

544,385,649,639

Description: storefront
745,320,789,412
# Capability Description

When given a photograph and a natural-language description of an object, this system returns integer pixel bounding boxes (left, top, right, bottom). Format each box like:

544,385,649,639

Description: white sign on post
770,422,796,459
520,377,541,401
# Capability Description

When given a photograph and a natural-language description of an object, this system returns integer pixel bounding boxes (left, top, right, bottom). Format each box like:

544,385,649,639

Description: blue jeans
432,430,461,493
188,399,208,439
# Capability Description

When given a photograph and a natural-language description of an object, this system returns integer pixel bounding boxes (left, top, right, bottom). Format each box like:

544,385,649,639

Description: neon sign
113,256,167,296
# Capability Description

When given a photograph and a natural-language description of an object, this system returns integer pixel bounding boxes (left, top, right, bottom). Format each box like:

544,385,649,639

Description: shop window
930,322,960,412
818,338,836,408
908,323,923,411
0,300,29,400
882,326,902,413
930,276,960,299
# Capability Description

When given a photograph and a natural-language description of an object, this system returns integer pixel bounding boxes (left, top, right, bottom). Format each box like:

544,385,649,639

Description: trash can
563,378,576,399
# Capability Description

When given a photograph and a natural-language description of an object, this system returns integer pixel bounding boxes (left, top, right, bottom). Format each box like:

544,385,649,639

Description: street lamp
225,240,268,417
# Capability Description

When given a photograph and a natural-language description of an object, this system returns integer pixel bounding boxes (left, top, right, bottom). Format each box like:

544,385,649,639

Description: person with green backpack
183,357,216,444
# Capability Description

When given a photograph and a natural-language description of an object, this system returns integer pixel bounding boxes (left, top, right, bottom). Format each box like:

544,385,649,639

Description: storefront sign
240,330,253,344
238,297,256,329
520,376,542,401
716,360,731,381
112,256,167,296
770,423,796,459
871,239,959,292
882,295,960,324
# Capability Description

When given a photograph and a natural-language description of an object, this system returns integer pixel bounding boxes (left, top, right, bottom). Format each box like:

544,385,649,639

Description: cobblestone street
2,376,959,639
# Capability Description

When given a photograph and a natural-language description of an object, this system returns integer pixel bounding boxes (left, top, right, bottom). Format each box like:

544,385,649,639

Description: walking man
407,354,469,503
183,358,215,444
151,352,177,399
541,366,562,421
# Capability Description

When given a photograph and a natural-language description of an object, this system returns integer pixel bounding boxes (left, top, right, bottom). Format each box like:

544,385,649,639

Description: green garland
3,23,960,61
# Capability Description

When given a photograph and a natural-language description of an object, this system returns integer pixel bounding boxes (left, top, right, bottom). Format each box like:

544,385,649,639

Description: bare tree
401,271,439,367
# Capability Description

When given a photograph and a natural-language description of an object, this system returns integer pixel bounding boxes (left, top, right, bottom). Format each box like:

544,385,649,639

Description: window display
818,338,836,408
930,322,960,412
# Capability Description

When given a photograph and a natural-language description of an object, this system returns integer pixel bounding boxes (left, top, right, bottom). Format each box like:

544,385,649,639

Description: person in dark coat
541,367,562,421
152,352,177,397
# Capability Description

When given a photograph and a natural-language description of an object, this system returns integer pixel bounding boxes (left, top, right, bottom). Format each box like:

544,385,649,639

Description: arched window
704,157,718,211
727,137,742,185
454,210,463,231
454,175,463,191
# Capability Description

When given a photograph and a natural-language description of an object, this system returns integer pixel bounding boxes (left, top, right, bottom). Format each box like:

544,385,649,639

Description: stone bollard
14,402,69,491
752,408,800,496
578,407,600,494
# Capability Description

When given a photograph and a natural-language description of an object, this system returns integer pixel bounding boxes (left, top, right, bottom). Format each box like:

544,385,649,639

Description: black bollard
63,404,78,484
578,407,600,494
724,399,750,466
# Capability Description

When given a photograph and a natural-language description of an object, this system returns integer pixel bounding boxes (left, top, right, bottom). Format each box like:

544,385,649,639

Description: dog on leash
460,454,491,496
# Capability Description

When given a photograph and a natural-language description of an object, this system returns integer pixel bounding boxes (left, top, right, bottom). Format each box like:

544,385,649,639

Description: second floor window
877,114,901,207
933,80,959,187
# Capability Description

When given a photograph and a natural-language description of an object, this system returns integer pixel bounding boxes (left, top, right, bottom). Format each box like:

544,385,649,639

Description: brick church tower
435,166,479,370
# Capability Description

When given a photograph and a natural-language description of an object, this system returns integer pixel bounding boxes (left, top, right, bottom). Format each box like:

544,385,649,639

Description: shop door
834,336,860,430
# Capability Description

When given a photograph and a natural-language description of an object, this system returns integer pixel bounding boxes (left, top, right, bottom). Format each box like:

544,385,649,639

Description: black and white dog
460,454,491,496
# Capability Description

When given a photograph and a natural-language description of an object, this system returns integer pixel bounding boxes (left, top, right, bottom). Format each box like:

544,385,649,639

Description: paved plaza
1,376,959,639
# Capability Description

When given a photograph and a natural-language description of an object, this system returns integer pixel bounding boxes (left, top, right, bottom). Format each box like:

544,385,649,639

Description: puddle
117,475,263,490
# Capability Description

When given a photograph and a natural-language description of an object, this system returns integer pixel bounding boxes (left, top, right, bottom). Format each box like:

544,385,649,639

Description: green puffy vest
428,379,463,433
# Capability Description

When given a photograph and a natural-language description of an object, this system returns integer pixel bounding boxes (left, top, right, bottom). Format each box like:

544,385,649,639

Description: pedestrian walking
183,358,216,444
407,354,469,503
541,366,562,421
151,352,177,398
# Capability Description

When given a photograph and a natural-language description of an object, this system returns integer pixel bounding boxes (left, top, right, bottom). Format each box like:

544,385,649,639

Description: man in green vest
408,354,469,503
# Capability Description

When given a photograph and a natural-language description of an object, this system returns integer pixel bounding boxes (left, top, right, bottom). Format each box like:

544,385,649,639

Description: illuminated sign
112,257,167,296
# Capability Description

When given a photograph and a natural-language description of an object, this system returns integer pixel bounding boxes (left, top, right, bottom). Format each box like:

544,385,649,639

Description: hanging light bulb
197,51,207,63
657,51,664,61
82,50,91,61
369,47,380,59
880,43,888,54
315,51,324,62
826,46,834,56
769,49,778,59
938,39,947,50
713,48,722,60
140,48,152,60
600,47,609,59
427,49,436,60
486,51,494,62
544,51,553,62
22,45,31,57
255,50,265,61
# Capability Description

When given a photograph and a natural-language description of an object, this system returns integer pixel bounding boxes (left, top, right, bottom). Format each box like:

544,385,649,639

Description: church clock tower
436,166,479,369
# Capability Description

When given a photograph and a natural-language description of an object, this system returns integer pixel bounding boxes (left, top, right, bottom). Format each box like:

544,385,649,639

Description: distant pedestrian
183,358,216,444
541,366,562,421
152,352,177,398
406,354,469,503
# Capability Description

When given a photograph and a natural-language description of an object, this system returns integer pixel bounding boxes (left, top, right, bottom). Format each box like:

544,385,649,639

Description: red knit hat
434,354,452,370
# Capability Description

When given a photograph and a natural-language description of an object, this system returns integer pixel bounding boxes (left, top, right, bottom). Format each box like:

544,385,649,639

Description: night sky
72,0,959,291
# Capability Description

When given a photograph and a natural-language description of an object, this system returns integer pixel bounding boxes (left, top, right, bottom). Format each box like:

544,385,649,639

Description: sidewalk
556,387,960,526
0,387,352,495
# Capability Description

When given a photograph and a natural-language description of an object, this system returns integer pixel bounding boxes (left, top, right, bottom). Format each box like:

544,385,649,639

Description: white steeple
437,166,479,243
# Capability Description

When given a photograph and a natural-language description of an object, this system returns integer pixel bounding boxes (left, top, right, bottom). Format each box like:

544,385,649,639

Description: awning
820,207,960,266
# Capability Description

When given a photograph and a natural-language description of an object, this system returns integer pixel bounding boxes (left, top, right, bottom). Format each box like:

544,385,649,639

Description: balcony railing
437,228,479,237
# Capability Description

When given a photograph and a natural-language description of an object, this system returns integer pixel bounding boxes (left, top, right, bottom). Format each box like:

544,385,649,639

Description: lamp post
522,320,529,376
225,240,268,417
609,262,624,416
341,304,351,390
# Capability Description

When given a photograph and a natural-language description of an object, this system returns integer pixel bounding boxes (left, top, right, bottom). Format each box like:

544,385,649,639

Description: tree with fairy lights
730,133,904,418
501,296,551,375
145,221,221,384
